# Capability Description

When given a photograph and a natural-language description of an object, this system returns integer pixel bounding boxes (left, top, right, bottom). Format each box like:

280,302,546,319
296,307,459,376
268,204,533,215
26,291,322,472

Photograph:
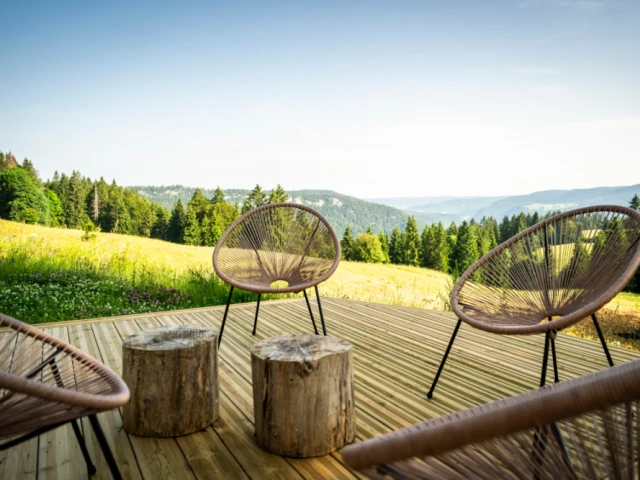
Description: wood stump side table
122,325,219,437
251,334,356,457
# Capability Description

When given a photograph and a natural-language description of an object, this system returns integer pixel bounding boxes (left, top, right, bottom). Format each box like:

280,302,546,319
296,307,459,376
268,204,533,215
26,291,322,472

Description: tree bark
251,334,356,457
123,325,219,437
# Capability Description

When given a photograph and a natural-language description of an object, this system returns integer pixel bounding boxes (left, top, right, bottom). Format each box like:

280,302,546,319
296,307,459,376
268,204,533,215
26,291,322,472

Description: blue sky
1,0,638,198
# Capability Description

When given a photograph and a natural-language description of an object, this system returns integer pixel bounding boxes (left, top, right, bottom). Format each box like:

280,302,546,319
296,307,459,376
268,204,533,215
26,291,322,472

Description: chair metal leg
50,358,98,475
71,419,97,475
218,286,234,346
427,319,461,399
591,313,614,367
314,285,327,335
252,294,261,336
540,331,551,387
550,331,559,383
303,290,319,335
88,414,122,480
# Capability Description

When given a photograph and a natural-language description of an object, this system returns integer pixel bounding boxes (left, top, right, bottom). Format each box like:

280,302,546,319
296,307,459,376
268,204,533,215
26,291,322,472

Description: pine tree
168,199,186,243
45,189,64,227
499,215,511,243
211,187,226,205
432,222,450,272
452,221,479,273
378,231,390,263
66,171,88,228
21,159,41,185
188,188,210,222
630,194,640,211
446,222,458,272
150,204,170,240
389,226,402,264
420,226,434,268
268,184,289,204
340,225,356,261
242,184,267,213
401,216,420,266
0,151,5,173
183,206,202,245
516,212,528,234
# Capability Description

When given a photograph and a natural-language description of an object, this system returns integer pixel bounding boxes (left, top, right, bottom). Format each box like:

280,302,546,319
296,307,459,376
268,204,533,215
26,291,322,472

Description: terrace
2,297,639,479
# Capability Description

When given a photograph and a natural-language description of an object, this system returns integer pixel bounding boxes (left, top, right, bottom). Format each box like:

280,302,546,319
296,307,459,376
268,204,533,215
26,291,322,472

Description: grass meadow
1,219,639,351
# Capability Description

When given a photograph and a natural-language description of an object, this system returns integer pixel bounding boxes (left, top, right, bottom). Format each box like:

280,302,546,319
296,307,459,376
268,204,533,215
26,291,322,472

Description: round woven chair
428,205,640,398
213,202,341,345
344,359,640,479
0,313,130,479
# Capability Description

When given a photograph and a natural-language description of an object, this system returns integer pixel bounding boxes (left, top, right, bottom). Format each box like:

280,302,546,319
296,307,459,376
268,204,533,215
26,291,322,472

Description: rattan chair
213,202,341,345
428,205,640,398
0,313,130,479
343,358,640,479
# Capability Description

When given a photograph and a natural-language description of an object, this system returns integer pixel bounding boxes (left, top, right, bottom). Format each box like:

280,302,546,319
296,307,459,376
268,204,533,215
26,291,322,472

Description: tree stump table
251,334,356,457
122,324,219,437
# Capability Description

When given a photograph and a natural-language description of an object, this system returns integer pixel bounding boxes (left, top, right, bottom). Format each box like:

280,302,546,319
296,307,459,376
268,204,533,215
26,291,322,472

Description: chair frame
344,359,640,478
213,202,341,345
428,205,640,398
0,313,130,479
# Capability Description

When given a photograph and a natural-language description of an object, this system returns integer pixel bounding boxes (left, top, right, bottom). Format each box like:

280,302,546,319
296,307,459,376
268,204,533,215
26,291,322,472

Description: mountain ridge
132,183,640,235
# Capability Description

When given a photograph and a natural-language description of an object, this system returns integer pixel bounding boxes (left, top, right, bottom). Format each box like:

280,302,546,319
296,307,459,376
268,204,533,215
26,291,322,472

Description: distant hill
371,184,640,221
132,186,409,235
473,185,640,219
133,183,640,235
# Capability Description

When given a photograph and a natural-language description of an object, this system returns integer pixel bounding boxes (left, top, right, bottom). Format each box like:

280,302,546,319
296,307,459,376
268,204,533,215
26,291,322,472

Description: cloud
514,68,560,75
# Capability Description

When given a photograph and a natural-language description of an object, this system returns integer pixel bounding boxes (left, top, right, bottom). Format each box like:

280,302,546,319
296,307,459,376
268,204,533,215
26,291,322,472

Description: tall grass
0,236,267,323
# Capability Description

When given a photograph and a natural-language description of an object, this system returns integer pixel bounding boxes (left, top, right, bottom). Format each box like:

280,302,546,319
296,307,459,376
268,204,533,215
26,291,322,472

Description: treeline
340,212,549,274
341,197,640,293
0,150,289,247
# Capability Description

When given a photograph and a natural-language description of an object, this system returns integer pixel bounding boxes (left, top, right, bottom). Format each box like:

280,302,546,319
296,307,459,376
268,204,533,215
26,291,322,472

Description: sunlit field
1,220,638,351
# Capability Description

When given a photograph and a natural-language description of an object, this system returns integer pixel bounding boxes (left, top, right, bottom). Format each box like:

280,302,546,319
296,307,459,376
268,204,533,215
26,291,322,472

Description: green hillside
132,185,410,235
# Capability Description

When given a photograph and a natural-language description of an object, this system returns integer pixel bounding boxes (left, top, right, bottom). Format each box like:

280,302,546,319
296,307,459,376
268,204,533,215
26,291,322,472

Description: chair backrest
342,359,640,479
213,203,340,293
0,313,129,439
452,205,640,333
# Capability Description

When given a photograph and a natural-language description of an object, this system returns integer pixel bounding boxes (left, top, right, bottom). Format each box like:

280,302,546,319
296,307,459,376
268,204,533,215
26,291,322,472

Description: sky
1,0,639,199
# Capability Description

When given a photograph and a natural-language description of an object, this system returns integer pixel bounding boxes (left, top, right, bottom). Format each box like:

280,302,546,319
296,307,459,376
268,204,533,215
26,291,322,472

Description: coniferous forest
1,149,638,293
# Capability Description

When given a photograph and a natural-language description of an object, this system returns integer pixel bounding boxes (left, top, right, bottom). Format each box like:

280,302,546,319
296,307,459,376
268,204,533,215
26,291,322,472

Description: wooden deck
2,297,639,479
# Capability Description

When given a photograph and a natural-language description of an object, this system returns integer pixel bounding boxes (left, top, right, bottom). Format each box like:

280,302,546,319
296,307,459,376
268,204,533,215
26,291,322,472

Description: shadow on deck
2,297,638,479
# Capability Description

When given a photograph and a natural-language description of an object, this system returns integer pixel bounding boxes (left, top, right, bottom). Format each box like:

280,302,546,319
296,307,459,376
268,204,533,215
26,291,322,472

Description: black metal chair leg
314,285,327,335
540,331,551,387
252,294,261,335
427,319,461,399
303,290,319,335
71,419,97,475
218,286,234,346
550,332,559,383
592,313,614,367
88,414,122,480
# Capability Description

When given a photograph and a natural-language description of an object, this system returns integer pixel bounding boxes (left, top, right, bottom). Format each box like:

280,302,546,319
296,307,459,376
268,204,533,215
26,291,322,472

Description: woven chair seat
454,205,640,335
0,313,129,441
213,203,340,294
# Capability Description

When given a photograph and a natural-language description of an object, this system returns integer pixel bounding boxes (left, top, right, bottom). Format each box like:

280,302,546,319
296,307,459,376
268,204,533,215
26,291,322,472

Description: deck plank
3,298,639,479
37,326,87,480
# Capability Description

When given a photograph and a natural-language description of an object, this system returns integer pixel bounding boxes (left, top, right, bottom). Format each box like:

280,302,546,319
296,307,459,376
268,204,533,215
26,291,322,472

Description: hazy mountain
133,183,640,235
371,185,640,221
